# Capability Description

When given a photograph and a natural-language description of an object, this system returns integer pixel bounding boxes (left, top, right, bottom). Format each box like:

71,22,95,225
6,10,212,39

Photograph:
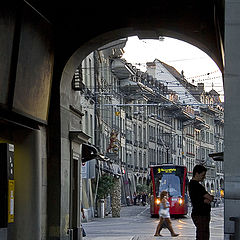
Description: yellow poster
8,180,14,223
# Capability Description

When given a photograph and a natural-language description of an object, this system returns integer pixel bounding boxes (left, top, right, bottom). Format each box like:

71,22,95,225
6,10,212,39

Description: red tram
149,164,188,217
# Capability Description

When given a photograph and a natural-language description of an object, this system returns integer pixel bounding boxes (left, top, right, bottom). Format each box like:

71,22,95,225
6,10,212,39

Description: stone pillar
225,1,240,239
111,177,121,217
12,129,41,240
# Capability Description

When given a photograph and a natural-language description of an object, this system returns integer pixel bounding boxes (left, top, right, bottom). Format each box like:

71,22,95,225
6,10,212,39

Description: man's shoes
171,233,179,237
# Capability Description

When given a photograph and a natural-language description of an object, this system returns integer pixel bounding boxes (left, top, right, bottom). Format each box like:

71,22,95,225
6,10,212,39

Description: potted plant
97,175,114,217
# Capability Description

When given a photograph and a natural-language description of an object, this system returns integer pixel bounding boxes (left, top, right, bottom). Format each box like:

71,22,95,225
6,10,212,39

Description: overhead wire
82,102,224,112
76,60,224,102
77,88,224,96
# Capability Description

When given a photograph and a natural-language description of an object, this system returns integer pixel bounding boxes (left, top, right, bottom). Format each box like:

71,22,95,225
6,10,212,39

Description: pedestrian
154,190,179,237
81,203,86,237
141,192,147,206
189,164,214,240
81,203,85,219
126,195,131,206
133,192,137,205
137,193,141,205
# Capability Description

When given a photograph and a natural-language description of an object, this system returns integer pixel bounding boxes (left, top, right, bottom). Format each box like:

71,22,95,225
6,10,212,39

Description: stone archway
0,2,229,240
50,2,224,239
57,29,224,239
55,26,225,239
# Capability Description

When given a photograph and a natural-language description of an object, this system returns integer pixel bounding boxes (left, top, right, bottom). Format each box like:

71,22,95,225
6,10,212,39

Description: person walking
189,164,214,240
154,190,179,237
81,203,86,237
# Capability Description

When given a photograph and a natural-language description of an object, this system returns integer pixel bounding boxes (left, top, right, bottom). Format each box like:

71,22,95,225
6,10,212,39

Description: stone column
111,177,121,217
12,129,41,240
225,1,240,239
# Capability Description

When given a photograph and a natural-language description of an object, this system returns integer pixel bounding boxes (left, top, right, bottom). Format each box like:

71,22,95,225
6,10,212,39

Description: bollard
229,217,240,240
100,199,105,218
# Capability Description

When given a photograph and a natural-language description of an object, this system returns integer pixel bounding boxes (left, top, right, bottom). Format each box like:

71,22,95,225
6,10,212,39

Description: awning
69,130,91,144
98,161,122,176
98,154,111,162
209,152,224,161
82,143,99,163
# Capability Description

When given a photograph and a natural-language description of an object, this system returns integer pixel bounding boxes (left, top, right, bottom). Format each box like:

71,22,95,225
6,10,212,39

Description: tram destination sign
157,168,176,174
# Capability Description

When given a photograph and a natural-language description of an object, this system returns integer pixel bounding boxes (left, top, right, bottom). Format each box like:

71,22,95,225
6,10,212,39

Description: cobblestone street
84,204,224,240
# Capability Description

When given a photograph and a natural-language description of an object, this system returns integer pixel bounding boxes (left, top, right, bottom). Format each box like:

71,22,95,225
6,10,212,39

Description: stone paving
84,204,224,240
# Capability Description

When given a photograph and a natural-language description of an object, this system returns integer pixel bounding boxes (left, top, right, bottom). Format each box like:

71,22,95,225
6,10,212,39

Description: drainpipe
93,51,99,149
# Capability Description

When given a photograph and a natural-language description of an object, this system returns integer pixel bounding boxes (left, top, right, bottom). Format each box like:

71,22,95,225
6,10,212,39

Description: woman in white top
154,190,179,237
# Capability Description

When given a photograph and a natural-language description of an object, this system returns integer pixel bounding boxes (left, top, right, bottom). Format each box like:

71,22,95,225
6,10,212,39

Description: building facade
76,44,224,220
146,59,224,195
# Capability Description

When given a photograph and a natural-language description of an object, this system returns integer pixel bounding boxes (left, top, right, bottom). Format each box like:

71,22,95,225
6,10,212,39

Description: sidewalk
85,231,222,240
85,233,222,240
85,232,222,240
84,205,223,240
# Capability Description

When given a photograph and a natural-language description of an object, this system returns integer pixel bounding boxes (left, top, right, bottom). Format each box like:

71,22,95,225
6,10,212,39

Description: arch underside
26,0,223,82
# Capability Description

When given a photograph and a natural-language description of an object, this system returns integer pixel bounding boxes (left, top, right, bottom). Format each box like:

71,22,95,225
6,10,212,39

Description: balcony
72,77,85,92
111,59,135,80
186,152,195,157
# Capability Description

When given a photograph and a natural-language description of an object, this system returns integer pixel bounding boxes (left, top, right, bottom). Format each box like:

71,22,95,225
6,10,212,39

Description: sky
122,36,224,101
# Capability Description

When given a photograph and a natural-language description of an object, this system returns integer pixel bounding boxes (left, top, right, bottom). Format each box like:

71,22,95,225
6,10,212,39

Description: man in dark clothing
141,192,147,206
189,165,214,240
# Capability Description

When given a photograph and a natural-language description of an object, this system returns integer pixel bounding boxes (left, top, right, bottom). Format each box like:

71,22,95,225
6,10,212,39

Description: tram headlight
178,198,183,205
155,198,161,205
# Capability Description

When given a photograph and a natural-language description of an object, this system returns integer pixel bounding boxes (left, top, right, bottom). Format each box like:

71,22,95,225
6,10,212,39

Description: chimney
197,83,204,91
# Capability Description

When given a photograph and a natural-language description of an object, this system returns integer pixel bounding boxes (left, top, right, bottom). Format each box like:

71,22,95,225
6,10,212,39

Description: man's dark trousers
192,215,210,240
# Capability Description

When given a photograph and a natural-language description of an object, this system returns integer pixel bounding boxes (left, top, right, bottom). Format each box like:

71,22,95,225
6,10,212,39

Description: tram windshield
153,165,184,197
159,174,181,197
